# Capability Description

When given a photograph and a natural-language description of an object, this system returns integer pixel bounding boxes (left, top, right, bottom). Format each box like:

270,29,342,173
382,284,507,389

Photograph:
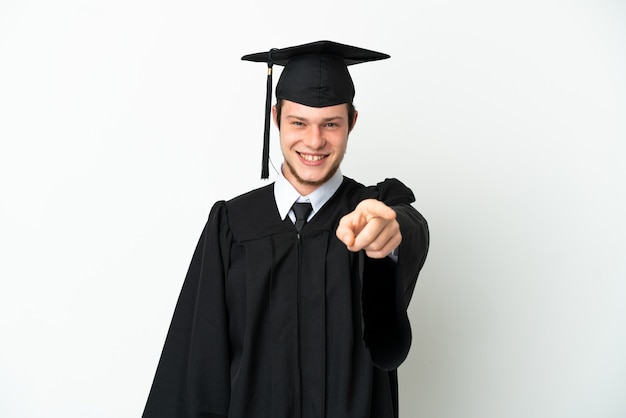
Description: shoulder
214,183,284,241
225,183,275,209
342,176,415,206
374,178,416,205
205,184,275,232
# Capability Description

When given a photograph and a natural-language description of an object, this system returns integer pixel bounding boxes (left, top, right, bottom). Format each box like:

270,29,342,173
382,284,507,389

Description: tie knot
292,202,313,233
292,202,313,221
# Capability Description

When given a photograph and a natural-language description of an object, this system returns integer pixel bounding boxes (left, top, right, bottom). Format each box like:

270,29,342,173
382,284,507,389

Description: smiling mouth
297,152,328,162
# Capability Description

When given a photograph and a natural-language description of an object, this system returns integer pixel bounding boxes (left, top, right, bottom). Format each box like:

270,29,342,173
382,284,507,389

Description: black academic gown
143,177,429,418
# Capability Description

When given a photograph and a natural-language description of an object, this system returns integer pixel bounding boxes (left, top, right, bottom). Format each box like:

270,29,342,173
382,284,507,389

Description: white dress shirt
273,167,344,223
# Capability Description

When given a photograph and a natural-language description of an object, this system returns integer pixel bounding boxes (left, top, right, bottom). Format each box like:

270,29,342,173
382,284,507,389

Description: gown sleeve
359,178,430,371
143,201,232,418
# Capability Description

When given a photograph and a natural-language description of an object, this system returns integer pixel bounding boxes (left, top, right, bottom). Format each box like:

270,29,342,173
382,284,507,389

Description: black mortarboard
242,40,390,179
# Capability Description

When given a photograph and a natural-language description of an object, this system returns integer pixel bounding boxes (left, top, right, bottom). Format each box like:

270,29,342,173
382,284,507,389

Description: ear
349,110,359,133
272,105,279,128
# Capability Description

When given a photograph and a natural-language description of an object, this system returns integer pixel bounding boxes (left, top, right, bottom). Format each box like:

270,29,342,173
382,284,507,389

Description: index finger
356,199,397,221
336,211,362,248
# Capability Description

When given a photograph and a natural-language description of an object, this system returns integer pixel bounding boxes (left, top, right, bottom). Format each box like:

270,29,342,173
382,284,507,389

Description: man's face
273,100,357,196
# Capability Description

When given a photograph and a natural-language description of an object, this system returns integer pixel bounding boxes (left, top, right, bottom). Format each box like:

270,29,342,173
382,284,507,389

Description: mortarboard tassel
261,49,276,179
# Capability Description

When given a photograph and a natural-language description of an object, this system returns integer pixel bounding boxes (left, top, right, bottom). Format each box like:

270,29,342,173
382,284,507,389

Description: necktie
292,202,313,233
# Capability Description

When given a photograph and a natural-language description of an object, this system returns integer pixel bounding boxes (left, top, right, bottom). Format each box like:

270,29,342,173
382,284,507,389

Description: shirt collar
274,166,344,221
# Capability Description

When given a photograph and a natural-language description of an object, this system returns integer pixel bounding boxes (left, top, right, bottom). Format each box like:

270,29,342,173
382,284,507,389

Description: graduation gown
143,177,429,418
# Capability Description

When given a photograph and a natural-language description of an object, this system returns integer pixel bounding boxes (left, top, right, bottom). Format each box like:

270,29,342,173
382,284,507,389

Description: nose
305,125,325,149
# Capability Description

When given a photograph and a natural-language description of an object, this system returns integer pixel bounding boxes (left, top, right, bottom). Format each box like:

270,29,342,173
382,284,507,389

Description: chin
286,160,339,188
296,174,325,186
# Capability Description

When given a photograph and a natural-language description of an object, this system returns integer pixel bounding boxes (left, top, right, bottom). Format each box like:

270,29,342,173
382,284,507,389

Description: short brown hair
275,100,357,131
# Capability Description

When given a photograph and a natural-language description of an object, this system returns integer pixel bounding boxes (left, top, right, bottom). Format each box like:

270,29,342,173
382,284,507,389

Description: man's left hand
336,199,402,259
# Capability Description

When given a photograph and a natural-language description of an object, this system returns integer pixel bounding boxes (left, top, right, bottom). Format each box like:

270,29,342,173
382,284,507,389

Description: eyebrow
285,115,345,122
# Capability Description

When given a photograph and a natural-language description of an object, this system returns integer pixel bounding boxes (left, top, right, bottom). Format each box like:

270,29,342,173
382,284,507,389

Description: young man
143,40,429,418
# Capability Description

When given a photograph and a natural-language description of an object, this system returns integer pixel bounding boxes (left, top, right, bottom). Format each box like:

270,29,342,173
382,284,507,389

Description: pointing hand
336,199,401,259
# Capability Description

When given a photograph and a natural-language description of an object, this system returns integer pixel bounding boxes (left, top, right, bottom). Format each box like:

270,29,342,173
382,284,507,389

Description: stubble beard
284,159,341,189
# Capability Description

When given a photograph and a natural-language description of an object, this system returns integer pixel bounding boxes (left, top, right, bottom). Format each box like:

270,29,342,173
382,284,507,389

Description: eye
292,121,305,126
325,122,339,128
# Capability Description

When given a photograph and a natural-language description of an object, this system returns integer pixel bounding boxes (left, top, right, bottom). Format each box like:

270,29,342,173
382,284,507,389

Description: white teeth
300,153,325,162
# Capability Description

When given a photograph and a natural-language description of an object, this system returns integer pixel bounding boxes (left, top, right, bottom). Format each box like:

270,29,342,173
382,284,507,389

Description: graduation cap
242,40,390,179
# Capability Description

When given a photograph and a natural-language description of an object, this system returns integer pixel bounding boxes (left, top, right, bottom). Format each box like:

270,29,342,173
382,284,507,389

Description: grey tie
292,202,313,233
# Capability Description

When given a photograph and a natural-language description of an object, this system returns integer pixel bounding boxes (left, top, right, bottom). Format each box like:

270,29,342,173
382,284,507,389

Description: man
143,40,429,418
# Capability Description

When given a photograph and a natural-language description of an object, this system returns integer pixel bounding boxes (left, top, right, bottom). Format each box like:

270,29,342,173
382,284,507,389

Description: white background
1,0,625,417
